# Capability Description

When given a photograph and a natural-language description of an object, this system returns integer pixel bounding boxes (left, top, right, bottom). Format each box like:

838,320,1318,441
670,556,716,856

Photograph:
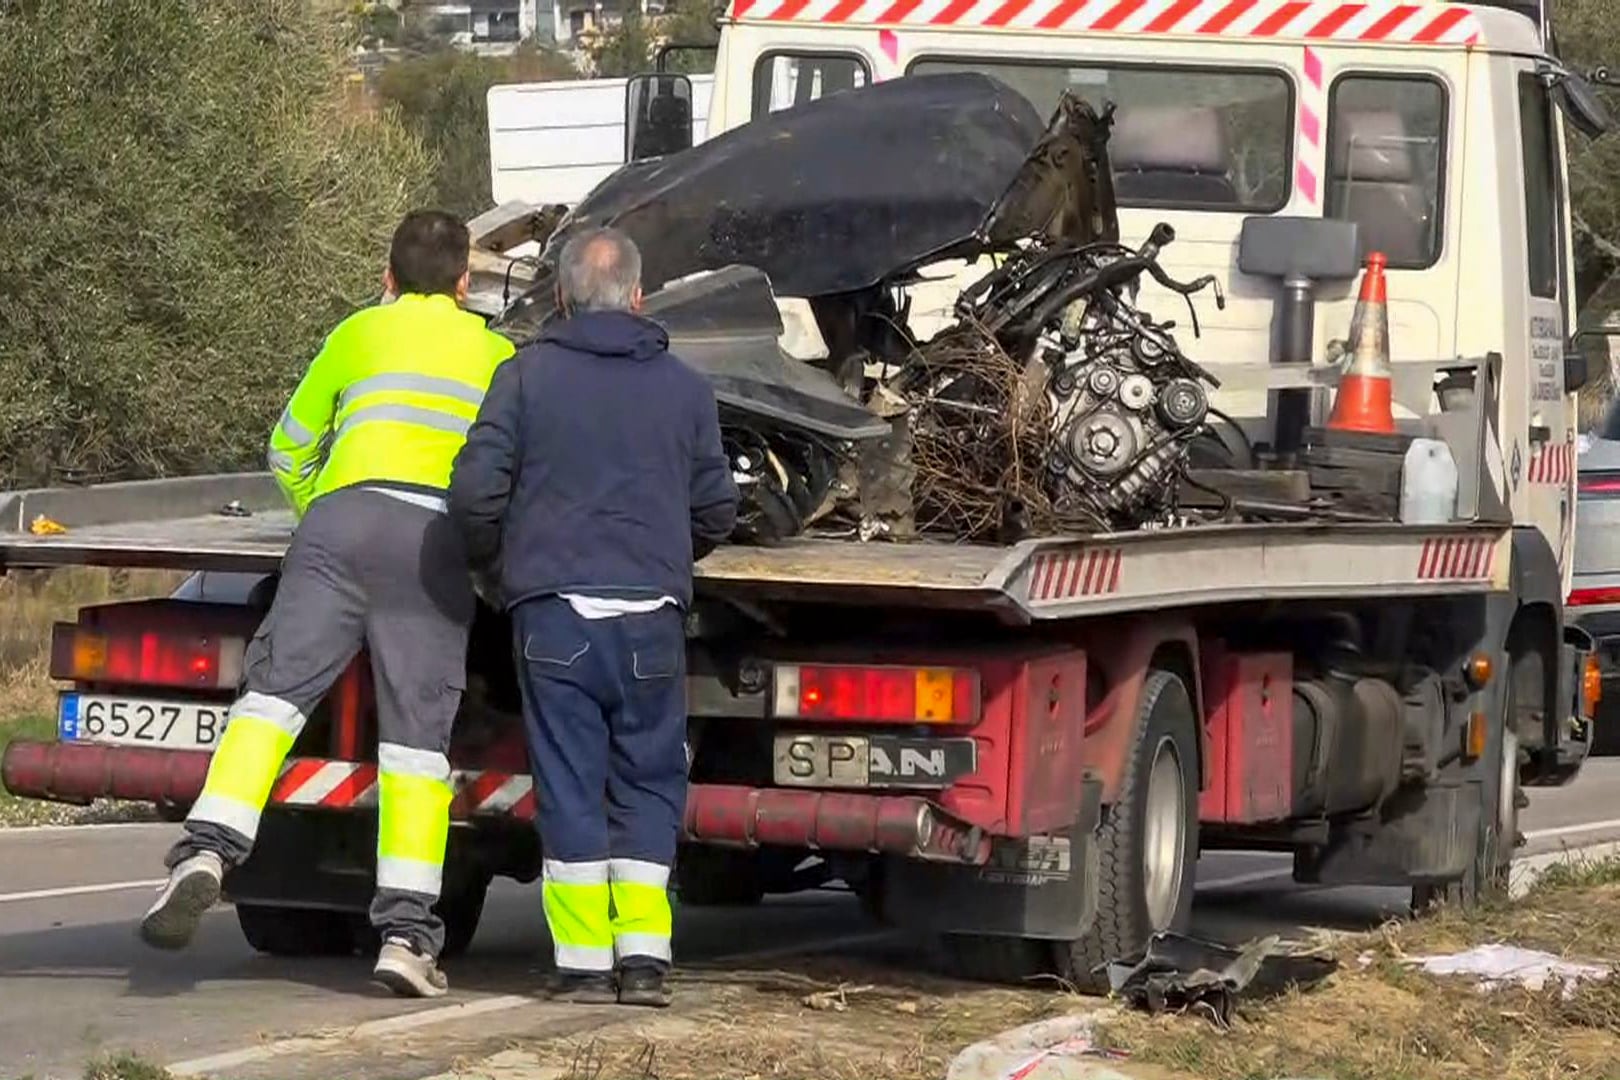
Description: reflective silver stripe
609,858,671,889
278,406,316,447
267,448,295,475
335,403,471,439
228,692,306,737
187,793,262,841
364,487,449,514
378,742,451,781
376,855,443,897
555,943,614,972
614,933,672,963
544,858,610,886
339,373,486,411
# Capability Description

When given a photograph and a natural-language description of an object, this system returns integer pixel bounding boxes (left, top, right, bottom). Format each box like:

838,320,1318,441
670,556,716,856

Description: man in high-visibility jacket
139,210,514,999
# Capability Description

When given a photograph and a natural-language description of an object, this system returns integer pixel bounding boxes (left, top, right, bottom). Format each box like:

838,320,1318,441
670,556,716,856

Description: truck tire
1413,650,1530,911
675,847,766,907
236,904,357,957
1054,670,1199,990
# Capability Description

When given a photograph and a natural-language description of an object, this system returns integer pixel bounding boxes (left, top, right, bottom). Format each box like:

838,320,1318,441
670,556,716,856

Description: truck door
1515,63,1577,586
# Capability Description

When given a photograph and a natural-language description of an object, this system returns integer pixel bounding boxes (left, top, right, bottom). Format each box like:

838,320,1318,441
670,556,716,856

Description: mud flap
224,809,374,912
882,777,1102,938
1294,783,1480,886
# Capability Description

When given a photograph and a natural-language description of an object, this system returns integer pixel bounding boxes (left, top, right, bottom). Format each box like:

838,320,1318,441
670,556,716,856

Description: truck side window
751,53,870,118
1518,74,1559,300
907,57,1292,213
1325,75,1447,269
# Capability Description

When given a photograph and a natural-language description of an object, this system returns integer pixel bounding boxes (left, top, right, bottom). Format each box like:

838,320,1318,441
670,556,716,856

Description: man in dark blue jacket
448,227,737,1008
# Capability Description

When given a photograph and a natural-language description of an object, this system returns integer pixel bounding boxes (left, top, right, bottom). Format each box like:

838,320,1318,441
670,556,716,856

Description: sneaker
372,937,449,998
617,966,672,1008
545,971,618,1005
139,852,223,950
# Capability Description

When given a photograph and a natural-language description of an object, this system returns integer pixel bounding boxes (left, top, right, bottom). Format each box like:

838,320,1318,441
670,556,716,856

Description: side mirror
1559,72,1611,139
1568,327,1620,394
625,73,695,163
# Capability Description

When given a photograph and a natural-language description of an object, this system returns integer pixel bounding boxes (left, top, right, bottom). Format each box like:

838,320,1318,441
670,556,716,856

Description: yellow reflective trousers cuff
543,860,614,973
610,880,673,964
188,705,303,842
377,770,451,897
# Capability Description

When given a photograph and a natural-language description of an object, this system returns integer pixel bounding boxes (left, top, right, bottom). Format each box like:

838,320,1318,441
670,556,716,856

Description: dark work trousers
170,487,475,957
514,596,688,973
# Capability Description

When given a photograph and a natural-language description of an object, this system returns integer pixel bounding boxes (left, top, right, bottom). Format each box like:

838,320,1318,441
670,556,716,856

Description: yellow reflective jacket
268,294,515,517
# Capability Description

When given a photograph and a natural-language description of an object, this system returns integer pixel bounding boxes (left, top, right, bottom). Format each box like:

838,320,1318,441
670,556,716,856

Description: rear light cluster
50,622,244,690
1568,587,1620,608
1580,472,1620,496
771,663,981,725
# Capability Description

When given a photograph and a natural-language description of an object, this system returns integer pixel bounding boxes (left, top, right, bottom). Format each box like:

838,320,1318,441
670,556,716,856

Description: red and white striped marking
272,761,536,819
1029,546,1124,601
728,0,1484,46
1296,46,1325,207
1528,442,1574,486
1417,536,1495,580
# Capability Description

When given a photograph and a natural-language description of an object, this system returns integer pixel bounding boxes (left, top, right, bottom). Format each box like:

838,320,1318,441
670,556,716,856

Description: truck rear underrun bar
0,740,990,864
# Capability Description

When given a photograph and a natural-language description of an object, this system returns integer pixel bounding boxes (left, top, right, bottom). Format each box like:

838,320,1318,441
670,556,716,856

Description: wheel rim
1142,736,1188,930
1499,728,1521,839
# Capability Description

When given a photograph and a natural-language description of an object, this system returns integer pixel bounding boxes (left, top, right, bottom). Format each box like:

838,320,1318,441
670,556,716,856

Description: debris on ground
1104,933,1336,1028
946,1015,1135,1080
1102,865,1620,1080
1403,943,1611,999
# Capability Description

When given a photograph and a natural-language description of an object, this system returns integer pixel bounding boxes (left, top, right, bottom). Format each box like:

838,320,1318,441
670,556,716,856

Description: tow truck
0,0,1607,986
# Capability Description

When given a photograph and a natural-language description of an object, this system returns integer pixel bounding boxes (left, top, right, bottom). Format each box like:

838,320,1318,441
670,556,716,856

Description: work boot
372,937,449,999
139,851,223,950
545,971,618,1005
617,966,672,1008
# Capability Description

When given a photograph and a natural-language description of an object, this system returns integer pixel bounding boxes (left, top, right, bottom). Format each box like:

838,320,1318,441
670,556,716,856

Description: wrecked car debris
491,76,1226,545
1104,933,1337,1028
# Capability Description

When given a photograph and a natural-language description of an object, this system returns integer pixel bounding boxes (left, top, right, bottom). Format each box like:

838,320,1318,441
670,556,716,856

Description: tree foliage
377,41,579,217
593,0,720,77
0,0,432,487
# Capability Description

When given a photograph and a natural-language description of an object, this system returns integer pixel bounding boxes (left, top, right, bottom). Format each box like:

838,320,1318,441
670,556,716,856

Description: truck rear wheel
1054,669,1198,990
675,847,766,907
236,904,357,957
1412,650,1529,911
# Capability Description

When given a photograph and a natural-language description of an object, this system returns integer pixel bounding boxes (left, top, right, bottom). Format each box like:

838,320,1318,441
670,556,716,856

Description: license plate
773,734,977,789
59,693,228,751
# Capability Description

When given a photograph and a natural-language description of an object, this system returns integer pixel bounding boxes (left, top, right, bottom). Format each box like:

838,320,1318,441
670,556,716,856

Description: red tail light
1569,587,1620,608
771,663,981,724
1580,473,1620,495
50,622,244,690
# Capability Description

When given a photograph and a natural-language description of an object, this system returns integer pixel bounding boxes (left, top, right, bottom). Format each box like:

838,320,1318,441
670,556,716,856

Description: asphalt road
3,759,1619,1080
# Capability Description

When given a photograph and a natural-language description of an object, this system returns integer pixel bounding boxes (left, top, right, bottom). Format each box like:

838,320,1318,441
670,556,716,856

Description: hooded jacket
447,310,738,609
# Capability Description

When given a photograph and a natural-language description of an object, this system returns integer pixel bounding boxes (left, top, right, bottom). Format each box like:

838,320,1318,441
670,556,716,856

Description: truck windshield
908,58,1291,213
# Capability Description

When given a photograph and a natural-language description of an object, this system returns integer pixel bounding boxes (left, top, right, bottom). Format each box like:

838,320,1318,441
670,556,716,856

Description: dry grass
1103,862,1620,1080
0,567,184,825
492,961,1071,1080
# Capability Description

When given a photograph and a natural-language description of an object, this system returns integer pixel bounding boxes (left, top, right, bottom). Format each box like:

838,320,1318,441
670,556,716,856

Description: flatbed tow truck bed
0,473,1511,624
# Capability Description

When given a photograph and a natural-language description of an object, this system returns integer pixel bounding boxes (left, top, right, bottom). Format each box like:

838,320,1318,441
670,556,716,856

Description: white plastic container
1401,438,1460,524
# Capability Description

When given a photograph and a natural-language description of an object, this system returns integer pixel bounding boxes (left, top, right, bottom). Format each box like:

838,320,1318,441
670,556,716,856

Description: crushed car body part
1104,931,1337,1027
528,72,1052,298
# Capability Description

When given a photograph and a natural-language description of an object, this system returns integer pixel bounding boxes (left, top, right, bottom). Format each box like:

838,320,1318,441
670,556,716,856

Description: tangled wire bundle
904,321,1083,542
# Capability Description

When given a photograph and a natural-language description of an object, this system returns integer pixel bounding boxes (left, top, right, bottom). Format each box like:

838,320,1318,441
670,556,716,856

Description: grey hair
557,227,643,313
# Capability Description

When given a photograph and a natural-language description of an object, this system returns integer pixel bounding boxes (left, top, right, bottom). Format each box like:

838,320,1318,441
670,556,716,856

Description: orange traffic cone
1328,252,1396,435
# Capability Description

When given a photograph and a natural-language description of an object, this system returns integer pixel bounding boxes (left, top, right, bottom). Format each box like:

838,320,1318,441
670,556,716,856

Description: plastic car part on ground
1103,932,1338,1029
